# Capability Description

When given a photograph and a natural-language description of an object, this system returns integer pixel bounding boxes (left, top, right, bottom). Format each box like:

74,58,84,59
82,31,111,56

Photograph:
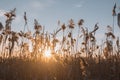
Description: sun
44,49,52,58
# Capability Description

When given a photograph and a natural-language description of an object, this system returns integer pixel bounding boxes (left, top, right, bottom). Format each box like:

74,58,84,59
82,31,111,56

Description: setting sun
44,49,52,58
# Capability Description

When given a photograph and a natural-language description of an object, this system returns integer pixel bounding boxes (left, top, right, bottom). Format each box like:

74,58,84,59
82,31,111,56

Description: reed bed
0,8,120,80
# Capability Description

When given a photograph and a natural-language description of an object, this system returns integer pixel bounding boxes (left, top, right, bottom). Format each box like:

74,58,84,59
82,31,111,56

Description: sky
0,0,120,44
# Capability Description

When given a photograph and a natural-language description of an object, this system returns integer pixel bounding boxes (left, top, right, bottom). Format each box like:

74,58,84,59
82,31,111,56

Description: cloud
30,0,56,10
0,9,6,17
73,0,85,8
74,4,82,8
31,1,45,9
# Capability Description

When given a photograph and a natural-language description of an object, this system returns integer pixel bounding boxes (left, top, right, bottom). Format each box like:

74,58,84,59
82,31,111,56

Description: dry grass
0,8,120,80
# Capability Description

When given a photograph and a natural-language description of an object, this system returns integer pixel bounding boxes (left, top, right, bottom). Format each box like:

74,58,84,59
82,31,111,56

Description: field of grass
0,56,120,80
0,8,120,80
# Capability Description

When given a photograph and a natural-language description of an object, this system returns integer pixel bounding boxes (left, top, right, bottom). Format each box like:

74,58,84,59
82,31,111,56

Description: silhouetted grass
0,56,119,80
0,8,120,80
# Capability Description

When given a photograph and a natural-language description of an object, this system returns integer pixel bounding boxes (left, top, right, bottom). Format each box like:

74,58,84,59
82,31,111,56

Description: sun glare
44,49,52,58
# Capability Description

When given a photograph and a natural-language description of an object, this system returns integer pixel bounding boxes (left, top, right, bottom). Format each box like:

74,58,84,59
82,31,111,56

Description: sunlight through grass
44,49,52,58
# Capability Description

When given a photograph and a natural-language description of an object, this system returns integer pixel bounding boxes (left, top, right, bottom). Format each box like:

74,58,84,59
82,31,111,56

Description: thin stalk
76,26,80,53
113,15,115,34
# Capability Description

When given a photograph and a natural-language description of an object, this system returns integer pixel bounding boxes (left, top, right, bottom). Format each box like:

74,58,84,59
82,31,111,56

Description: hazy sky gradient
0,0,120,44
